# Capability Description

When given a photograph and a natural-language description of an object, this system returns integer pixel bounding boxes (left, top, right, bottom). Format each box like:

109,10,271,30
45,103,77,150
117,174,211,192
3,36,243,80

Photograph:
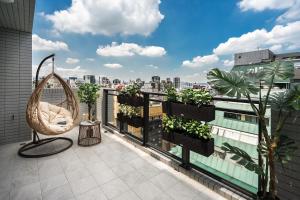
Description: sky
32,0,300,83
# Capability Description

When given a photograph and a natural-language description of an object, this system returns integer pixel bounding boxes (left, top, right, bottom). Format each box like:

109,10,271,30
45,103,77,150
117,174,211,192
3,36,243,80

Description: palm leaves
207,68,259,98
221,143,263,175
274,135,298,164
261,61,294,83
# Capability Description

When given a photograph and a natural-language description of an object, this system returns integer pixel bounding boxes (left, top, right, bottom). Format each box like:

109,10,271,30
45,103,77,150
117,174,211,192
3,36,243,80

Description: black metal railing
102,88,261,197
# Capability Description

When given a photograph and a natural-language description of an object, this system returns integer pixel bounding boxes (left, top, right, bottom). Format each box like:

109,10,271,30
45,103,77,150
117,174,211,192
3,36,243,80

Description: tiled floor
0,127,226,200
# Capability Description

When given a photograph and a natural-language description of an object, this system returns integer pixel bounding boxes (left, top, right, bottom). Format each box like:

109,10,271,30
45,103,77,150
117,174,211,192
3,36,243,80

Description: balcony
1,1,299,200
1,125,228,200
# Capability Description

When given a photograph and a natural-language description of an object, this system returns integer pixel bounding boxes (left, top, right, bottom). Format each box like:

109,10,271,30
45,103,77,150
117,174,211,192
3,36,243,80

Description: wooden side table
78,121,101,146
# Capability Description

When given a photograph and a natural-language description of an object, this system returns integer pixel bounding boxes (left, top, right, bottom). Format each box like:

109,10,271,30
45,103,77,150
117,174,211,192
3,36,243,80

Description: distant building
136,78,145,87
83,75,96,84
232,49,300,88
68,77,77,88
173,77,180,89
113,79,121,85
101,77,110,85
151,76,160,83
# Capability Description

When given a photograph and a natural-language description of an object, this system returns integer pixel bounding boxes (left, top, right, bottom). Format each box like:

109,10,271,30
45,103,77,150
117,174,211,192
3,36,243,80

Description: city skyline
32,0,300,82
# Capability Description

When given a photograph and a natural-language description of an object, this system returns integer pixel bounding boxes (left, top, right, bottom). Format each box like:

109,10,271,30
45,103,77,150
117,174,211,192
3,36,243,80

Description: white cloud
103,63,123,69
32,34,69,51
213,21,300,55
66,57,80,64
32,64,86,78
46,0,164,36
86,58,95,62
238,0,300,23
223,59,234,67
146,64,159,69
182,54,219,68
96,42,166,57
56,66,87,77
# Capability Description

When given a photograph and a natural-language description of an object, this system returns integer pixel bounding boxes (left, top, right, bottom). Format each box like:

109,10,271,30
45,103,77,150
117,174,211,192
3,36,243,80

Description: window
224,112,269,126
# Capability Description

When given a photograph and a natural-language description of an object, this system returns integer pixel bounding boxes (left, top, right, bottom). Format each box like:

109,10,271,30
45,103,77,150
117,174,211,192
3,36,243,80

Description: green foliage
274,135,298,164
162,116,212,140
164,86,213,107
119,104,141,118
207,68,259,98
180,88,212,106
164,85,178,102
288,84,300,110
207,60,299,197
78,83,100,105
261,61,294,84
119,82,141,97
221,143,264,175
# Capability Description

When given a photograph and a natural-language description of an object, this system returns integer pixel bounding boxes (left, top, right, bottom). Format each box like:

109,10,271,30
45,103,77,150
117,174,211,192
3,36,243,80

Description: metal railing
102,88,261,197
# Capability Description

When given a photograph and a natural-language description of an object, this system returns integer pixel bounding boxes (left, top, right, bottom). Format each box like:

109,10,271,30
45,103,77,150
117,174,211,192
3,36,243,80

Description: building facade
83,75,96,84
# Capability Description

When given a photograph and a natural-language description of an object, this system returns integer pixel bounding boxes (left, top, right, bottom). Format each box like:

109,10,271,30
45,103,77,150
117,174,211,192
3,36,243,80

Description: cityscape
1,1,300,200
42,49,300,92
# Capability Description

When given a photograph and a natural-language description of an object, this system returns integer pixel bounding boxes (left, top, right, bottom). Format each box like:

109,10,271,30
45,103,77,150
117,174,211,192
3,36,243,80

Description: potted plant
207,61,300,200
162,86,215,122
162,115,214,157
117,83,144,107
77,83,100,121
117,104,143,128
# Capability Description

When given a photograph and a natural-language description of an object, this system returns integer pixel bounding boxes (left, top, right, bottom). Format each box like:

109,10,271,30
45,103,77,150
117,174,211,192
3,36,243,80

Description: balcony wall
0,28,32,145
273,110,300,200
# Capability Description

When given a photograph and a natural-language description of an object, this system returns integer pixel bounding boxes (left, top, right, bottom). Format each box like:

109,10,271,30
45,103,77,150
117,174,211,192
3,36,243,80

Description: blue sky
32,0,300,82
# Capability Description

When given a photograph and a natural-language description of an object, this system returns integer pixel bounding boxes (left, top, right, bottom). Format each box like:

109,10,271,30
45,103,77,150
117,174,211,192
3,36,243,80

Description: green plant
164,85,178,102
77,83,100,120
119,82,142,97
180,88,212,107
164,86,213,107
119,104,141,118
207,60,300,199
162,116,212,140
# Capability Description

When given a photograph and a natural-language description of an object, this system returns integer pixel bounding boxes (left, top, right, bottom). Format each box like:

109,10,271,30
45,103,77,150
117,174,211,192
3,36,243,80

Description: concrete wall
272,110,300,200
0,28,32,145
234,49,273,66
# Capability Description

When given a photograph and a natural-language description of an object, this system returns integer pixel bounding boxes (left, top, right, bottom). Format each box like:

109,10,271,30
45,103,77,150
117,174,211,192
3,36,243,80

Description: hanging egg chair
18,54,79,158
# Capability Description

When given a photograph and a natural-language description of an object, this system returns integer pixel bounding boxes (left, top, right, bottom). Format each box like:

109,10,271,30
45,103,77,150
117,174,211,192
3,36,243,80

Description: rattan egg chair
18,54,79,158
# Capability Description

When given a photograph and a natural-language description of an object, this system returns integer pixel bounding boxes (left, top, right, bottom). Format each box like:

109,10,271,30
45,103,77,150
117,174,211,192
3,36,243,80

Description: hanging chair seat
38,102,74,133
19,54,79,158
26,72,79,136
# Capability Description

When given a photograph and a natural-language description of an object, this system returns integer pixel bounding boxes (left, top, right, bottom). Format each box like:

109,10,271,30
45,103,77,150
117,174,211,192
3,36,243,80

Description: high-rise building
68,77,77,88
83,75,96,84
151,76,160,83
101,76,110,86
136,78,145,87
113,79,121,85
174,77,180,89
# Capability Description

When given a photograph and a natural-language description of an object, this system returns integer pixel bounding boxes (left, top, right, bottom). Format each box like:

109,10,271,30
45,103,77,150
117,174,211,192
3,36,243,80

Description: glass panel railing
147,100,182,159
103,89,263,194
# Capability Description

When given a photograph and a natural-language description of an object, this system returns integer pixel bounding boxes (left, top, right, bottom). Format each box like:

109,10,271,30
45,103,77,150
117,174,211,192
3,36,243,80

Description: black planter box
162,101,215,122
162,131,214,157
117,113,144,128
117,95,144,107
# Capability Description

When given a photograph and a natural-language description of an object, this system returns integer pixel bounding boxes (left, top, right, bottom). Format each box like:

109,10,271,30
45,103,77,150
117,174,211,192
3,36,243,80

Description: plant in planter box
165,85,178,102
117,82,144,106
119,104,141,118
180,88,212,107
118,104,143,127
78,83,100,121
207,60,300,200
162,116,214,156
163,87,215,122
